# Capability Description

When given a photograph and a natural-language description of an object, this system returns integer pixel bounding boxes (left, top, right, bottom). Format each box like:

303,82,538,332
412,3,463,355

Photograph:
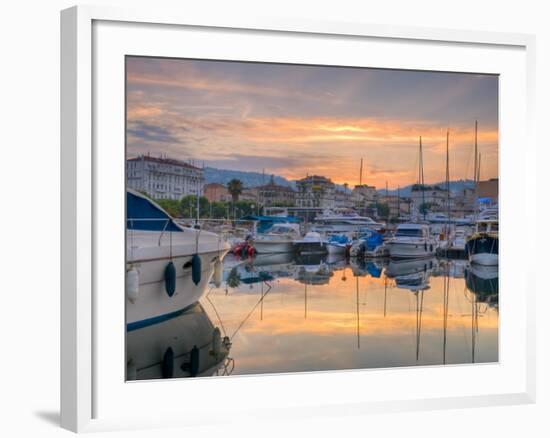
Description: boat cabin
394,224,431,238
475,219,498,234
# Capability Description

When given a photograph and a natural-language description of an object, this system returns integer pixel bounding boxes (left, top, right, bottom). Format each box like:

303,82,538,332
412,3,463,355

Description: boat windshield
395,229,424,237
267,225,294,234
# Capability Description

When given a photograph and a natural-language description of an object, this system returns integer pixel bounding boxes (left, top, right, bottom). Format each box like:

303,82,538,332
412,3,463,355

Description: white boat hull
253,240,294,254
469,252,498,266
126,249,227,327
326,243,348,255
388,241,436,259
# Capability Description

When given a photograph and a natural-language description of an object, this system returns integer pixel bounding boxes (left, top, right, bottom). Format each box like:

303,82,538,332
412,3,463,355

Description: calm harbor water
201,253,499,376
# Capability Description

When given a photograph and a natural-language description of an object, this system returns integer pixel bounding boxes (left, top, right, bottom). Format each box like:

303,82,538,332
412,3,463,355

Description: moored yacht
326,234,352,255
126,190,230,329
386,223,437,259
310,208,385,234
465,219,499,266
253,223,301,254
293,231,327,254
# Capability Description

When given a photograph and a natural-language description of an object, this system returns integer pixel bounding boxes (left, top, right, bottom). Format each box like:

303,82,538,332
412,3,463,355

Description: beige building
257,175,296,206
477,178,499,203
204,183,231,202
352,184,377,206
127,155,204,200
295,175,335,209
381,195,412,218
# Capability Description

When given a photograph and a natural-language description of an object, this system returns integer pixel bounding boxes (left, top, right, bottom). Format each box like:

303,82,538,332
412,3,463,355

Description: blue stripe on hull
127,302,199,332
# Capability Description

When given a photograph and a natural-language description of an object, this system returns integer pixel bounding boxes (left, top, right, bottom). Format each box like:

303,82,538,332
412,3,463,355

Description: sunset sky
126,56,498,189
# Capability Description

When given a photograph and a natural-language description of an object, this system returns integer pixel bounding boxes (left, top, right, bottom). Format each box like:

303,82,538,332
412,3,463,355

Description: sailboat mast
473,121,478,218
419,136,426,221
477,153,482,183
446,129,451,238
359,157,363,186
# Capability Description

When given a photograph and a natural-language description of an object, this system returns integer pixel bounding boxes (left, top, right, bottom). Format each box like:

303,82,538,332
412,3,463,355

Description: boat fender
164,261,176,297
191,254,201,285
424,243,427,251
211,328,222,357
213,258,223,288
247,245,255,257
162,347,174,379
126,267,139,302
190,345,200,377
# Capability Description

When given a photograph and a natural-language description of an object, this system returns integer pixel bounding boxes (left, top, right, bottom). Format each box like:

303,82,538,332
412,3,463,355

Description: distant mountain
204,166,474,195
377,180,475,197
204,167,295,188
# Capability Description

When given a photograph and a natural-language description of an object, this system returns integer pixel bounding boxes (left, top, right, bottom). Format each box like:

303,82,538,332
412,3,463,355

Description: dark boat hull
465,234,498,265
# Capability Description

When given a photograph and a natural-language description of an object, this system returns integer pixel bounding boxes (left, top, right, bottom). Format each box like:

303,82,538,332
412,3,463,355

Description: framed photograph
61,5,536,432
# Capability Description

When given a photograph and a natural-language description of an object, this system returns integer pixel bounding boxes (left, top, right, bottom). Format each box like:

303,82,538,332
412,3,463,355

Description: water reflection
126,303,233,380
129,254,499,379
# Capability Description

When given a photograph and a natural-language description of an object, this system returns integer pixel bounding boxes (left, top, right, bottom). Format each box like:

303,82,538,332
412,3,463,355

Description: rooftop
127,154,202,170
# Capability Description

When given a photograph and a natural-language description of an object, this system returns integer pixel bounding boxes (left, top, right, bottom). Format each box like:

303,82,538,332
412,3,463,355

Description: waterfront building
351,184,378,206
381,195,412,219
127,155,204,200
256,175,296,206
204,183,231,203
295,175,336,209
410,184,450,214
334,188,354,208
477,178,499,205
240,187,259,203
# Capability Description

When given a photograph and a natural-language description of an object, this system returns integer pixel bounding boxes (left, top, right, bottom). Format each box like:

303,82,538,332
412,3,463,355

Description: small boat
253,223,301,254
449,228,468,250
465,219,498,266
386,223,437,259
126,190,230,329
293,231,327,254
349,229,388,258
326,234,352,255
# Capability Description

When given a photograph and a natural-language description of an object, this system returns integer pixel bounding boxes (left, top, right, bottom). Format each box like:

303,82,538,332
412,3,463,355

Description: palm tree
226,178,243,203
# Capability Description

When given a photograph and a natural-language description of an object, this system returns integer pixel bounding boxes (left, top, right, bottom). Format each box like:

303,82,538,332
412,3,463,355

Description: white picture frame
60,5,536,433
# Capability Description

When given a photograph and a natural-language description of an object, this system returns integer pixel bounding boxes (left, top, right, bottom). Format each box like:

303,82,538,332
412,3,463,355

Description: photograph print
125,56,499,381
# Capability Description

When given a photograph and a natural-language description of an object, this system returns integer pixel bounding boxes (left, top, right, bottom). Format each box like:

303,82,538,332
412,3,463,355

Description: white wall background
0,0,546,436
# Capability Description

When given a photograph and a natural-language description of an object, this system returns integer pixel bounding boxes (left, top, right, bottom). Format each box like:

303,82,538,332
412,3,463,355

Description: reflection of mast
471,288,479,363
415,290,424,362
356,276,360,349
442,263,450,364
260,282,264,320
304,282,308,319
383,275,388,318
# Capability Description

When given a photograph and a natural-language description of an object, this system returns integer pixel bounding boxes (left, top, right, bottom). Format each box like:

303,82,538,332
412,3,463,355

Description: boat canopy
239,215,301,233
126,190,182,232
